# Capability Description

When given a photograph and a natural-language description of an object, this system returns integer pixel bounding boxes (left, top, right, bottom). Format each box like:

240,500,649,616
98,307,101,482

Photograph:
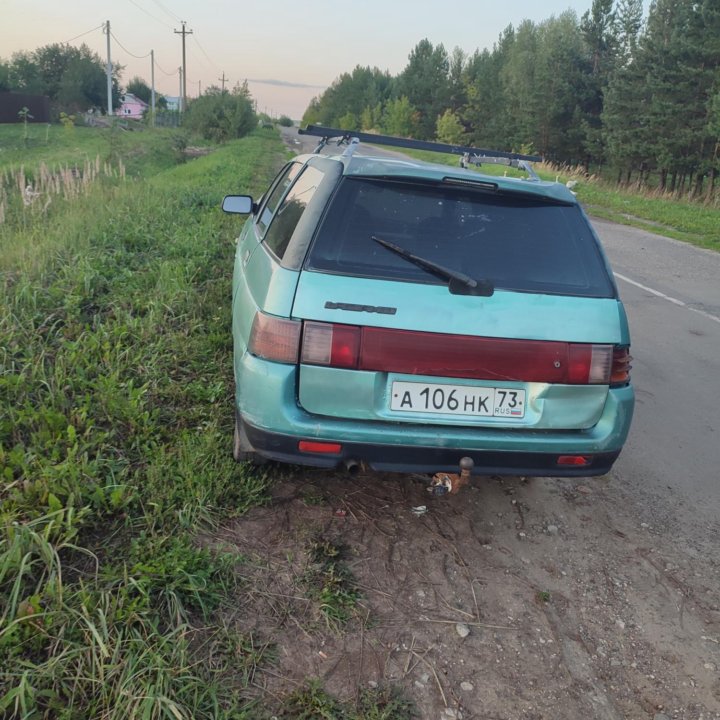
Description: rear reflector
248,312,301,364
298,440,342,454
557,455,592,466
300,322,616,384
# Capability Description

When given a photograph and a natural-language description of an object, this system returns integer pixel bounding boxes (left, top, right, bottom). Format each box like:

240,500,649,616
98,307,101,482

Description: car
221,125,634,478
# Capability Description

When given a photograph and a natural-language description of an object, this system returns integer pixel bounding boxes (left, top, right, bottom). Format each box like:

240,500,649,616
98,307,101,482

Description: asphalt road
282,127,720,538
593,220,720,537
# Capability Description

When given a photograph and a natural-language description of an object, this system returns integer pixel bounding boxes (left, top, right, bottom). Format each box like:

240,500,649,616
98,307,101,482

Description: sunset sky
3,0,650,119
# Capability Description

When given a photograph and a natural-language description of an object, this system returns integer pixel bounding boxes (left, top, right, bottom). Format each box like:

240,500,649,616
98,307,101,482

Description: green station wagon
222,126,634,477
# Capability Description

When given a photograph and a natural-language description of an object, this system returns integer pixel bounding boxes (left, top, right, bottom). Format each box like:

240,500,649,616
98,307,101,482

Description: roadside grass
0,122,197,178
0,129,283,718
399,148,720,251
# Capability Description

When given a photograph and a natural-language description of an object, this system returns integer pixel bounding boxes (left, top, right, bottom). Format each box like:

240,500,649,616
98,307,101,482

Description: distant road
280,126,720,536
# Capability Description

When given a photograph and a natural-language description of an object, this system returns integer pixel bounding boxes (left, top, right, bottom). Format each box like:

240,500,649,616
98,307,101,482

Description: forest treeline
302,0,720,199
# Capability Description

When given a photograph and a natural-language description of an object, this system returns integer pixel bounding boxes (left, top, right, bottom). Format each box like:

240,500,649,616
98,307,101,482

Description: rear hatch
292,175,624,430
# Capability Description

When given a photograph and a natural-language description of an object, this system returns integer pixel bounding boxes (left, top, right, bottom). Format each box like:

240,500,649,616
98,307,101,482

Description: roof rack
298,124,541,180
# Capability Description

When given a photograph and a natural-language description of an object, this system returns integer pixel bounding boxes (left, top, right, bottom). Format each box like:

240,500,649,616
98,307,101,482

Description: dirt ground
213,467,720,720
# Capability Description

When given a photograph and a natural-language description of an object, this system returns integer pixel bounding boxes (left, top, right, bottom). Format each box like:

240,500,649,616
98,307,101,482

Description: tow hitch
428,456,475,496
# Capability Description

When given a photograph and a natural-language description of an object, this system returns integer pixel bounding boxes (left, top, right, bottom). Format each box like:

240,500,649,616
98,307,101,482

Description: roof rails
298,124,541,180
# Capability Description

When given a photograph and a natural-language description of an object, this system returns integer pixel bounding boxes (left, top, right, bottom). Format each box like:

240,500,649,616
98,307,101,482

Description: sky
2,0,650,120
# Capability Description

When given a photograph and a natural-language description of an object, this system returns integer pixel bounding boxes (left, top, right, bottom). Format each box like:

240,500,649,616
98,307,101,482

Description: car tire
233,409,267,465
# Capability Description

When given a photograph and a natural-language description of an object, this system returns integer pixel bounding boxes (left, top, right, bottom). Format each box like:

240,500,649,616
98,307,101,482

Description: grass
397,147,720,252
305,538,361,627
0,122,194,178
0,127,283,718
280,680,415,720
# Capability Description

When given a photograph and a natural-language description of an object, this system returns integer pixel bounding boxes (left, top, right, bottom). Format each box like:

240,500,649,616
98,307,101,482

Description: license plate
390,381,526,418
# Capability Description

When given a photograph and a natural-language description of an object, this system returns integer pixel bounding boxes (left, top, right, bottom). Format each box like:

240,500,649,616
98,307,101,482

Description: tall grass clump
0,129,285,718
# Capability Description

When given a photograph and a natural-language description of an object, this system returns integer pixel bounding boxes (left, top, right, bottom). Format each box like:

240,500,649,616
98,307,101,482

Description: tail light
301,321,360,368
248,312,301,364
610,347,632,386
300,321,621,385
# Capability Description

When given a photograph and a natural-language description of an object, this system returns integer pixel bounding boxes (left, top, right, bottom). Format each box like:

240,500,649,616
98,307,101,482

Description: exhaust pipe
344,459,360,476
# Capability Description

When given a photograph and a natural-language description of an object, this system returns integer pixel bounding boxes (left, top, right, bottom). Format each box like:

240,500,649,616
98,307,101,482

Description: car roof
293,151,579,205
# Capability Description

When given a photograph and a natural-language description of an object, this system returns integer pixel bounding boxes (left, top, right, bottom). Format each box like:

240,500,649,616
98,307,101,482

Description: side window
263,165,325,260
256,163,302,236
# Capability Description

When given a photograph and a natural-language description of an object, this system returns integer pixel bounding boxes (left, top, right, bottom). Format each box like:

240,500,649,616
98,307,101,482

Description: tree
0,61,10,92
436,109,466,144
127,77,151,104
396,39,450,139
184,82,257,142
462,27,514,151
382,96,418,137
614,0,644,65
299,66,392,128
3,43,121,113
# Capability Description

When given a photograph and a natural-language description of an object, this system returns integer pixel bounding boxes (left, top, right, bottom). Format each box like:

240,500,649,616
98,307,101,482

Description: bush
184,83,257,142
277,115,294,127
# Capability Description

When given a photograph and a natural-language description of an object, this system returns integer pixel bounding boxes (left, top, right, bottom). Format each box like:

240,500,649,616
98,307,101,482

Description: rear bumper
243,421,621,476
236,354,634,476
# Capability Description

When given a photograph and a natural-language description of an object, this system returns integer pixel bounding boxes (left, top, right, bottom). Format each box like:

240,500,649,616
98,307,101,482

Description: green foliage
300,66,393,128
277,115,294,127
280,681,415,720
0,129,285,718
4,43,121,114
382,96,418,137
59,111,75,130
435,109,466,144
396,39,451,139
184,83,257,142
126,76,152,104
304,539,360,626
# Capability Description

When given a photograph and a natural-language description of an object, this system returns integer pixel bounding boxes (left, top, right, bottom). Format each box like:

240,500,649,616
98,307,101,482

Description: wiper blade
371,235,494,296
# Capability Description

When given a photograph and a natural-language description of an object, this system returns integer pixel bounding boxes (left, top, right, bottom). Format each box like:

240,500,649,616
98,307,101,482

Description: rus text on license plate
390,381,526,418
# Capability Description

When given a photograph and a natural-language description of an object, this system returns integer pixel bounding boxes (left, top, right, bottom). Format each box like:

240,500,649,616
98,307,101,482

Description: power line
110,31,151,59
63,24,103,44
154,57,175,76
124,0,173,30
191,32,219,71
149,0,181,23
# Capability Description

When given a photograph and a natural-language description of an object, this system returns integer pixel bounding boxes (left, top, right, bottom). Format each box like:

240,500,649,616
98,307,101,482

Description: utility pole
174,21,192,111
178,67,183,110
104,20,113,116
150,50,156,127
218,72,228,93
198,80,201,97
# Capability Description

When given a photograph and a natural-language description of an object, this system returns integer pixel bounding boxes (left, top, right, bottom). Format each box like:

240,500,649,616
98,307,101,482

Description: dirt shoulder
212,468,720,719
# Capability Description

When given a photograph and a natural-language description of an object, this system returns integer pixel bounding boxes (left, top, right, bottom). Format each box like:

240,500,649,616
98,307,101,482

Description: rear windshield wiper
371,235,494,297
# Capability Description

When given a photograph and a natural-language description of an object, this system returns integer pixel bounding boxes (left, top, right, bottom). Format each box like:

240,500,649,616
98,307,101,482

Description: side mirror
222,195,254,214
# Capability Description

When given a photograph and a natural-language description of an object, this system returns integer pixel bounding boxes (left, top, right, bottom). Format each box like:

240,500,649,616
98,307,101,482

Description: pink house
116,93,148,120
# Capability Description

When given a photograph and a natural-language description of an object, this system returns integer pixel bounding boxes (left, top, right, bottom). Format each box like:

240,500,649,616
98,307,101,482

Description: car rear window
306,177,615,298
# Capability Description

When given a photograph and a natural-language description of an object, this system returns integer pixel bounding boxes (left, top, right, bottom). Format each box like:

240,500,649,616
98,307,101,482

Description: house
116,93,148,120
